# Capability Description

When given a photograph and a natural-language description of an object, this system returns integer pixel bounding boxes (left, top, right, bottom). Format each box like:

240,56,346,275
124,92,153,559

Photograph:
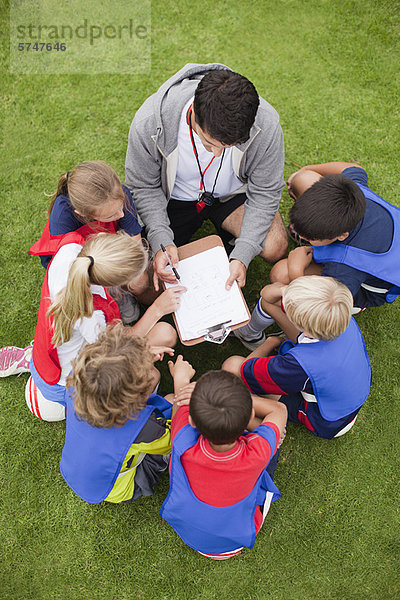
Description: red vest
29,218,118,258
32,232,121,385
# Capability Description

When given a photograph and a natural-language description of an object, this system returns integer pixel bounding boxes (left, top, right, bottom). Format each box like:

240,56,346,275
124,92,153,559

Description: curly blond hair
66,323,155,428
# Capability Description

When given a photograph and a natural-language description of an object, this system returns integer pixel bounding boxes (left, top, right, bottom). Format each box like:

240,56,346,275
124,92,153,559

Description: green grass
1,1,400,599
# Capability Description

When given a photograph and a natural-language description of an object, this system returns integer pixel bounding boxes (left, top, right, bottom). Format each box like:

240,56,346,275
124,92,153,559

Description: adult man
125,63,287,290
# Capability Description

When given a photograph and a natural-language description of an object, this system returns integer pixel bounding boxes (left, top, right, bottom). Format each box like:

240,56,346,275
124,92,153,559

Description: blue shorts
30,359,67,406
279,393,360,439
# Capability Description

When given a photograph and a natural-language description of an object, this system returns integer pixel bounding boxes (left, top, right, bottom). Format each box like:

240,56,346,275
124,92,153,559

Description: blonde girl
25,231,184,420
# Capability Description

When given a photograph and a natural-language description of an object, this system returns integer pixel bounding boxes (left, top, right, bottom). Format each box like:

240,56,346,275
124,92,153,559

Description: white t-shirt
171,98,243,201
47,243,107,385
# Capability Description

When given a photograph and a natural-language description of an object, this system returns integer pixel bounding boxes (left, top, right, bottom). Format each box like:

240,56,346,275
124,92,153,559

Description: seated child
0,232,183,421
226,276,371,439
160,368,287,559
29,161,152,323
270,161,400,310
60,323,192,504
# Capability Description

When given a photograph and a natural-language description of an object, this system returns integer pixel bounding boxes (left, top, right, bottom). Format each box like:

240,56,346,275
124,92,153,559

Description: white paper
165,245,249,341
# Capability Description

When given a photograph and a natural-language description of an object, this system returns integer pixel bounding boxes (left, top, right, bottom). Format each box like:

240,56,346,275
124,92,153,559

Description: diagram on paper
165,246,249,340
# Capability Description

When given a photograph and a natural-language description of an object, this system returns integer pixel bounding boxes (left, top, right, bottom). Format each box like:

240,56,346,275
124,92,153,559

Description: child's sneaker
232,329,266,351
0,345,32,377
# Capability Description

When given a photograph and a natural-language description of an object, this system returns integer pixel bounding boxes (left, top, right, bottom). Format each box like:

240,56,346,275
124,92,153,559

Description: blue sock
239,299,275,340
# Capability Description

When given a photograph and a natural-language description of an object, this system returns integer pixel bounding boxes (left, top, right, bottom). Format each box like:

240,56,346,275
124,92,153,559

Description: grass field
1,1,399,599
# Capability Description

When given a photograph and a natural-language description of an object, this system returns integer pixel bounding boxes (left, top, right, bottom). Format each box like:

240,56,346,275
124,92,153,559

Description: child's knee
270,259,289,284
150,322,177,347
290,170,321,199
222,355,245,376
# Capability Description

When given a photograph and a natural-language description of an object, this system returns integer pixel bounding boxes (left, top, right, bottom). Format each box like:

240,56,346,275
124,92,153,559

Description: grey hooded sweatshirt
125,63,285,268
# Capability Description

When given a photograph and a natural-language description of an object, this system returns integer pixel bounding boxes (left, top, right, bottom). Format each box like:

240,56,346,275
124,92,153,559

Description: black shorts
167,194,247,249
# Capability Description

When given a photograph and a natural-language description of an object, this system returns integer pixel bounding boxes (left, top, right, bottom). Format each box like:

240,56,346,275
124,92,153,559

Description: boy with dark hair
270,161,400,310
160,368,287,559
126,63,287,293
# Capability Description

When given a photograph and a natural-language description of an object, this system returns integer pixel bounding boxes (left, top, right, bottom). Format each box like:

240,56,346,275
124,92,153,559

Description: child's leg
146,322,177,348
235,299,275,343
25,377,66,421
0,344,32,377
270,257,322,284
222,336,283,377
269,259,290,284
236,281,295,343
221,354,247,378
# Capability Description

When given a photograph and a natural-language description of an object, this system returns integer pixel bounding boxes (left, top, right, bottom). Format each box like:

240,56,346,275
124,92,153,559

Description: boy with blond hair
226,276,371,439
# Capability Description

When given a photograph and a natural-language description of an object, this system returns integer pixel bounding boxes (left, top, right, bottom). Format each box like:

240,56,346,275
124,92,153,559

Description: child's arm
259,284,300,343
127,286,186,337
287,246,315,280
292,161,363,177
248,395,287,445
168,355,196,417
288,162,363,200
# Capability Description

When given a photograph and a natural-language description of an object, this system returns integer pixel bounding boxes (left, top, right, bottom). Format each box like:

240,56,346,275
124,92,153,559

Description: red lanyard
187,106,224,194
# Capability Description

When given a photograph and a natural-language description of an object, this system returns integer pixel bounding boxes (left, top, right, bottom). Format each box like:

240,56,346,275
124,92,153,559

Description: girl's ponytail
48,232,148,347
48,255,94,347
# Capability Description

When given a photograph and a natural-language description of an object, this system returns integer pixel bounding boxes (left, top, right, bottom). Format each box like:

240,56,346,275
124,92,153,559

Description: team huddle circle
2,63,398,559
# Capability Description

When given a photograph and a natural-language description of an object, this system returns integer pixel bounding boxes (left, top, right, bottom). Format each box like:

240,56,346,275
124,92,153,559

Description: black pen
160,244,181,280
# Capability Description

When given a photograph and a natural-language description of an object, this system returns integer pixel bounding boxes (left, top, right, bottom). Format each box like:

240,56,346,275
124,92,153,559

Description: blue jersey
319,167,396,307
160,424,280,555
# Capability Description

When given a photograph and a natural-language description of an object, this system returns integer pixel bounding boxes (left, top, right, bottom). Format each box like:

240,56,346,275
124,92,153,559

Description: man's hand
226,259,247,290
153,245,180,291
287,246,313,279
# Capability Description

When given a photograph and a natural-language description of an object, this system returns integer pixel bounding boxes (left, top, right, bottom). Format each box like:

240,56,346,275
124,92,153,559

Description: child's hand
150,346,175,362
260,281,287,304
153,286,187,317
277,427,286,449
174,382,197,407
287,246,313,278
168,355,195,383
266,335,286,350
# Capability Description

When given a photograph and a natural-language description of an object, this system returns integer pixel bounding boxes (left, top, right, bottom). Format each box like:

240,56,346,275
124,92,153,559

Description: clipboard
164,235,250,346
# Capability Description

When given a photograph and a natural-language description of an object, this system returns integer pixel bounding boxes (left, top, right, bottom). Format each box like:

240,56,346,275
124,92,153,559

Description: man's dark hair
189,370,252,445
193,70,259,145
290,174,366,240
